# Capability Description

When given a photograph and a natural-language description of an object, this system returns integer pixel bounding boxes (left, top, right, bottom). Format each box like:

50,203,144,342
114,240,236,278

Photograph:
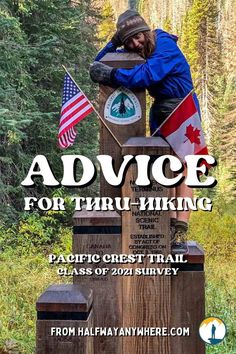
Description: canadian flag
159,93,208,162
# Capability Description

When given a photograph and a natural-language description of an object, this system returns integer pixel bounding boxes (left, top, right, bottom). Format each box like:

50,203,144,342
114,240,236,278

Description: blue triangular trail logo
110,93,135,119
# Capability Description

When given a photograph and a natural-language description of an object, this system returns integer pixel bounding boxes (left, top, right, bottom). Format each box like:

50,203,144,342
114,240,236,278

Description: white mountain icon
112,98,134,113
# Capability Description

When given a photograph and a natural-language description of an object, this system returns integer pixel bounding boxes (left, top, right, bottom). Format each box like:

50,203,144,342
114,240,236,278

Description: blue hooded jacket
95,29,195,101
95,29,200,132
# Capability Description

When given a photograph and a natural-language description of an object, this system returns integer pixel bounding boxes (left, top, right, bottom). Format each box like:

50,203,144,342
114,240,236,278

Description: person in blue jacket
90,10,197,254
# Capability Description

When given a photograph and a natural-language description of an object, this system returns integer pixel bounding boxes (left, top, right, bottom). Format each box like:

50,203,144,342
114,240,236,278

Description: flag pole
151,89,195,137
62,65,122,148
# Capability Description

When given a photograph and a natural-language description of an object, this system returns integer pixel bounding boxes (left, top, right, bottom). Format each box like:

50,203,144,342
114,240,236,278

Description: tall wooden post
122,137,172,354
99,53,146,199
73,210,122,354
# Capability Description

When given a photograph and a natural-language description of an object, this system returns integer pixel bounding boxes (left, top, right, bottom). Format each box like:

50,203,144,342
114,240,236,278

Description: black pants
149,98,183,136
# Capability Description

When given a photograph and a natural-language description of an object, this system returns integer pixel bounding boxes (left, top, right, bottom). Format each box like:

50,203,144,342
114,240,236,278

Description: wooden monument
36,52,205,354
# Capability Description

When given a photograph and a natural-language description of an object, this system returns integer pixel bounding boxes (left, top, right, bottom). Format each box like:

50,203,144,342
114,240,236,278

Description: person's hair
142,30,156,58
124,30,156,59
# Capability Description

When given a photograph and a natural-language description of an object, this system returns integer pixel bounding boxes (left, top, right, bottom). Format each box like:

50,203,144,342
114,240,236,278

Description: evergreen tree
180,0,223,146
180,0,235,203
0,0,100,223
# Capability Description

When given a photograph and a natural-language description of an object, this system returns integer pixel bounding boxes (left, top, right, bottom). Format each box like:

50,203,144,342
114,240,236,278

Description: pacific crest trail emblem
104,87,142,125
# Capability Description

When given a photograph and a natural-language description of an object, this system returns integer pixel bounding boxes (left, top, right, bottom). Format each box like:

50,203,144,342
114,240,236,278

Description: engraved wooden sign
122,137,172,354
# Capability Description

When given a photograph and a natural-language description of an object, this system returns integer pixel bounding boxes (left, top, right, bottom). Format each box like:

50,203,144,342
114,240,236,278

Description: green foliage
138,0,151,25
180,0,207,83
180,0,235,206
0,211,67,254
189,209,236,258
97,0,116,45
0,241,71,353
0,0,100,223
189,210,236,353
220,81,236,199
163,18,172,33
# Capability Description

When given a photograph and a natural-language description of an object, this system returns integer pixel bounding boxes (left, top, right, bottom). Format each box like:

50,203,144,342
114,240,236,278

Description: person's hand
89,62,113,85
111,31,122,47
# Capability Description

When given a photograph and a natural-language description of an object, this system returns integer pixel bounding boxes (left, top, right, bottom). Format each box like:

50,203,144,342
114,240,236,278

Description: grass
0,228,72,354
189,209,236,354
0,209,235,353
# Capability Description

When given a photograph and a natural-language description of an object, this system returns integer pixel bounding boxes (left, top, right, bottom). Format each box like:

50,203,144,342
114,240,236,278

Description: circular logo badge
104,87,142,125
199,317,226,345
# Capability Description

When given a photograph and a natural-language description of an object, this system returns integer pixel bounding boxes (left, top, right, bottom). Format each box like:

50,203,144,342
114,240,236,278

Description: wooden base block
36,284,93,354
36,314,93,354
171,242,205,354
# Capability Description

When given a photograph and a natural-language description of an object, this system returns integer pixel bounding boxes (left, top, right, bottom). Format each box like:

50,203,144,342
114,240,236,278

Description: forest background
0,0,235,353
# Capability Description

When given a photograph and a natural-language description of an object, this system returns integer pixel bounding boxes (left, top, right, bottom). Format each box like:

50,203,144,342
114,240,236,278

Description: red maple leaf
184,124,201,144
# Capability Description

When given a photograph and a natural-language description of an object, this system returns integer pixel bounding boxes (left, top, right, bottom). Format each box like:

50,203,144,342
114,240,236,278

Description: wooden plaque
36,315,93,354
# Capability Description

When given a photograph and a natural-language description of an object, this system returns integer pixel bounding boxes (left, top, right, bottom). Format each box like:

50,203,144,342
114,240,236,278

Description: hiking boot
171,221,189,254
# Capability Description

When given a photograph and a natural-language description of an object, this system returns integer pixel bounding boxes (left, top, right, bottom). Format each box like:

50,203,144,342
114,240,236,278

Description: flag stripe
59,127,76,148
160,94,196,137
61,92,82,112
195,146,208,155
60,99,91,128
58,73,94,149
59,107,93,137
59,106,93,137
61,93,84,117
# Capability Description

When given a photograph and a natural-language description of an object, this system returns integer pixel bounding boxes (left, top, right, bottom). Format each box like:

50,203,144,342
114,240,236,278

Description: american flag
58,73,94,148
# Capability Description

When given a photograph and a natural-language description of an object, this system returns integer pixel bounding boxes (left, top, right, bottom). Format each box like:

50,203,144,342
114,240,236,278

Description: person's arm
95,32,123,61
111,39,183,89
95,41,118,61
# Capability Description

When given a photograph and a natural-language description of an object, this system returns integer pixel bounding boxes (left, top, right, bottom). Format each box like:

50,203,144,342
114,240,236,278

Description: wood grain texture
101,52,146,67
36,284,93,313
184,241,205,264
171,272,205,354
73,210,121,226
73,210,122,354
36,311,94,354
122,139,172,354
99,53,146,200
122,136,171,155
